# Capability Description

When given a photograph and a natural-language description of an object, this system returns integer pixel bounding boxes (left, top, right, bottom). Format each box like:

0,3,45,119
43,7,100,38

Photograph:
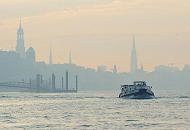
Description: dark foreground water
0,90,189,129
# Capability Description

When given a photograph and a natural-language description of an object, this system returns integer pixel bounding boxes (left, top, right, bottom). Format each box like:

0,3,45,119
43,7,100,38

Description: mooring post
66,71,69,91
52,73,55,89
62,76,64,89
76,75,78,92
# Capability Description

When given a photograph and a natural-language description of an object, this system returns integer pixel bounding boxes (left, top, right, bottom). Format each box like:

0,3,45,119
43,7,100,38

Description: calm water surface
0,90,189,129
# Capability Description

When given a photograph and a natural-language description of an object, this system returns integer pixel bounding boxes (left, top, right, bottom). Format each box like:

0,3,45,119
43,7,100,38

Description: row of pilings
32,71,78,92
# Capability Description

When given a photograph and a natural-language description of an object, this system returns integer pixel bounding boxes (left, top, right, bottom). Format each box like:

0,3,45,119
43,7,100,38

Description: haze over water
1,0,190,71
0,91,190,129
0,0,190,129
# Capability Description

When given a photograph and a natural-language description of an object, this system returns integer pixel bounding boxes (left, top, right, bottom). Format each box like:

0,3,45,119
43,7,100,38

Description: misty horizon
0,0,190,72
0,1,190,129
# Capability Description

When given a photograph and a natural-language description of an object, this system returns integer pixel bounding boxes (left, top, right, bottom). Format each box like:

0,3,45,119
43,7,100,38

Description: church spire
141,63,144,71
130,35,138,73
19,17,22,28
49,48,53,65
69,51,72,64
16,17,25,58
133,35,136,49
113,64,118,73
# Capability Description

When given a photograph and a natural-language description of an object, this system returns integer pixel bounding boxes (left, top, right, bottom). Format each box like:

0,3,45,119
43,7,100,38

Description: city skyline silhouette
0,0,189,72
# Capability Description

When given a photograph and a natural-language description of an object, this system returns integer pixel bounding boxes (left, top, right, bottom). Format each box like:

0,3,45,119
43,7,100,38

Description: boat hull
119,89,155,99
119,94,155,99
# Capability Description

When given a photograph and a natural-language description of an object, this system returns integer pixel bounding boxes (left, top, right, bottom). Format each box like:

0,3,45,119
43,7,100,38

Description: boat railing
135,86,151,90
121,85,152,91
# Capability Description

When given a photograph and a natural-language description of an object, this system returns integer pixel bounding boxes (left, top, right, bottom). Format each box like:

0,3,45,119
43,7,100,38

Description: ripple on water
16,124,49,129
126,119,139,122
0,91,189,129
80,124,93,127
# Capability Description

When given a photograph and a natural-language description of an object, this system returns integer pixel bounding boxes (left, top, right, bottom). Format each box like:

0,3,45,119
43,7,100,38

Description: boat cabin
121,81,152,92
134,81,146,86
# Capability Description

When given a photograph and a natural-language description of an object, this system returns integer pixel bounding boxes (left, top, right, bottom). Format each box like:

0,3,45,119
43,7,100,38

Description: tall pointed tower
113,64,118,73
130,36,138,73
16,18,25,58
49,48,53,65
69,51,72,64
140,64,144,72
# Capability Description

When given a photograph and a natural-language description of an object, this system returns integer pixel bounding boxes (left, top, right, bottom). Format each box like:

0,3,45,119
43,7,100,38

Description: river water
0,90,189,129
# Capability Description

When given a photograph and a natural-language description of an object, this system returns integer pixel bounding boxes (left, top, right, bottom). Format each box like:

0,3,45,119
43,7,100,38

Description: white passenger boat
119,81,155,99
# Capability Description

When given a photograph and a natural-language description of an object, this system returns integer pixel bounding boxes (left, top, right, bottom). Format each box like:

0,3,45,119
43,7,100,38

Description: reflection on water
0,90,189,129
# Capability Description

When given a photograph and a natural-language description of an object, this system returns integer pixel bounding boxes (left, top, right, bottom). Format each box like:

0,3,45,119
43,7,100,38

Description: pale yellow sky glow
0,0,190,72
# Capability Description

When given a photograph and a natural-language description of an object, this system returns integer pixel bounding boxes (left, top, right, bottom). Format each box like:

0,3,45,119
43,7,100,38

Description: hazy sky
0,0,190,72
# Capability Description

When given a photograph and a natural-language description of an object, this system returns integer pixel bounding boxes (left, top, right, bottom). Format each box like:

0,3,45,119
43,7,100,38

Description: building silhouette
1,18,190,91
97,65,107,72
16,18,25,58
26,47,36,63
130,36,138,73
